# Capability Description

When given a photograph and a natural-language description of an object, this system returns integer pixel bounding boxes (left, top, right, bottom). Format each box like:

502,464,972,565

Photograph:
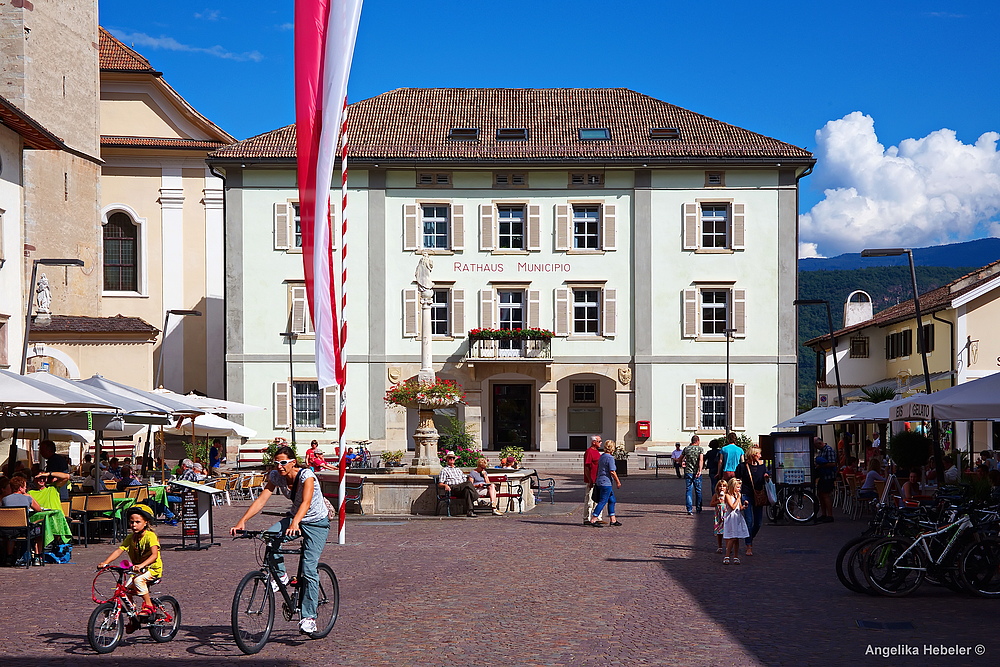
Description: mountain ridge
799,237,1000,271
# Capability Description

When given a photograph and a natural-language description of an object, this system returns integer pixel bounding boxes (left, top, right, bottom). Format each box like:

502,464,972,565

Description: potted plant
468,327,554,341
379,450,405,467
384,377,465,409
613,442,630,477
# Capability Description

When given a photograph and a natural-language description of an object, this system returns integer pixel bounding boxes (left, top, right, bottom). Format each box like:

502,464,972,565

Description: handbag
746,464,770,506
764,478,778,505
591,485,601,502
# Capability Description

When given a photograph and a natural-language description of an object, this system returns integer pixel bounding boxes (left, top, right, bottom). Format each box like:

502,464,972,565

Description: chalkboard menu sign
169,479,225,550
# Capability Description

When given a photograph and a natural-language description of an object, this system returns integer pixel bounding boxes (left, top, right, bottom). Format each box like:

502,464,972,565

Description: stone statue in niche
35,273,52,313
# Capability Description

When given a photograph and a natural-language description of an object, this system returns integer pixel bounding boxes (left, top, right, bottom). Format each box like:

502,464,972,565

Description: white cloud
194,9,222,21
111,29,263,63
798,242,824,259
276,23,294,31
799,112,1000,257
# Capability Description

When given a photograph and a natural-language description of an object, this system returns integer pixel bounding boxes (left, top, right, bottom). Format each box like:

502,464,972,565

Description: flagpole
337,96,348,545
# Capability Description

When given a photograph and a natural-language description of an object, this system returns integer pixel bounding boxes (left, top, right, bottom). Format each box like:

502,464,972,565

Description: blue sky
101,1,1000,257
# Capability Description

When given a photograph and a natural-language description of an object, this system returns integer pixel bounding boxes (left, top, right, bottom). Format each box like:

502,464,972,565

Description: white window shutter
683,384,698,431
451,204,465,251
403,289,419,337
273,382,289,429
527,290,541,329
479,204,495,251
526,205,541,250
451,289,465,337
555,204,570,251
403,204,419,250
732,383,746,430
683,288,698,338
732,203,745,250
602,288,617,337
602,204,617,251
554,288,570,336
733,289,747,337
291,285,309,333
322,386,339,429
274,202,290,250
480,290,495,328
683,203,699,250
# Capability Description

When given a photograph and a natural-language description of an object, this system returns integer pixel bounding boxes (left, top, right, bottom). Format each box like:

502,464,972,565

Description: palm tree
860,385,895,458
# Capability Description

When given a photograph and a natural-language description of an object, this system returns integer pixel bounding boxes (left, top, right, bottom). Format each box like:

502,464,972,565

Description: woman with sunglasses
230,446,330,637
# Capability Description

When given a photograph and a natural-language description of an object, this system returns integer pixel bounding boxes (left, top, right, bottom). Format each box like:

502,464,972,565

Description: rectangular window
917,323,935,353
572,205,601,249
701,204,729,248
421,205,449,249
701,290,729,336
497,290,524,330
572,382,597,403
700,383,727,429
578,128,610,140
850,336,870,359
494,172,528,188
497,206,525,249
103,211,139,292
572,288,600,334
431,289,450,336
292,203,302,249
292,380,321,428
417,172,452,187
705,171,726,186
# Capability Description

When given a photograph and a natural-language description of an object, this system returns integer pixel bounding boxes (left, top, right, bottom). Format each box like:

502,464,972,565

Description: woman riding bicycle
230,446,330,636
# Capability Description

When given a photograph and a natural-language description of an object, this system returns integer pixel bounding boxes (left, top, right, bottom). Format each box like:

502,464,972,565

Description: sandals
139,604,155,617
716,547,724,554
723,557,730,564
733,557,742,565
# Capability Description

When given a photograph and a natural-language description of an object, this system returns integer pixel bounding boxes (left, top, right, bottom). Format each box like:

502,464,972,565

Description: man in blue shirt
813,437,837,523
717,432,745,480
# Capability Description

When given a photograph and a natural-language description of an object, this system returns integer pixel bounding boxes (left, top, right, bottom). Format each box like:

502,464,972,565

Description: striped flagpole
336,97,349,545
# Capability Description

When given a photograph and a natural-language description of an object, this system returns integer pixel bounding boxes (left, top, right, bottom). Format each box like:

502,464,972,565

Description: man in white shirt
942,455,960,485
437,451,479,517
671,443,684,479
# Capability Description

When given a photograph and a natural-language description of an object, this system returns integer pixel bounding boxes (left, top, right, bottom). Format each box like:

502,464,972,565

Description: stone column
409,407,442,475
538,387,558,452
159,168,185,391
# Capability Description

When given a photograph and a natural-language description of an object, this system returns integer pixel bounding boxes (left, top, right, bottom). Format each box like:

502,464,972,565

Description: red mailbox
635,420,651,439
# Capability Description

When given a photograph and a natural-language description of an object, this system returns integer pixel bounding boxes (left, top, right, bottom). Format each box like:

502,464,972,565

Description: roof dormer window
496,128,528,141
650,127,681,140
448,128,479,141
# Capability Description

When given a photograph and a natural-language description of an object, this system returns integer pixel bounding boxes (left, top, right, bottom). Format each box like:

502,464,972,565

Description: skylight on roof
578,128,610,140
448,128,479,141
650,127,681,140
496,128,529,141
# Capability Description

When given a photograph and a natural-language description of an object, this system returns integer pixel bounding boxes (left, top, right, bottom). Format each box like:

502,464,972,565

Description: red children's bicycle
87,562,181,653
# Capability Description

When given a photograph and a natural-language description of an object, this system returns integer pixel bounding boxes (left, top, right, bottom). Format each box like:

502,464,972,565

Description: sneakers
299,617,317,635
270,573,289,592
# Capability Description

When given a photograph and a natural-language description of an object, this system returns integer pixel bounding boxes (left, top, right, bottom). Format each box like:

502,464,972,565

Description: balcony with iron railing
466,337,553,361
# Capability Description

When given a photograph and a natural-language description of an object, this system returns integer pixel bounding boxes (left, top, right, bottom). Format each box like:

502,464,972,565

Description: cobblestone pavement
1,473,994,666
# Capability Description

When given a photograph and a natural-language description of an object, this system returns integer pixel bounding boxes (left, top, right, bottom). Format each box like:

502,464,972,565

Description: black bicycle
231,530,340,654
766,482,818,524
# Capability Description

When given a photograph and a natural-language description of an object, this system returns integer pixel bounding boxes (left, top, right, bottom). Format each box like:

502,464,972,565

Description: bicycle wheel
848,537,881,595
836,536,874,594
766,496,782,523
231,571,275,655
310,563,340,638
958,537,1000,597
88,602,124,654
148,595,181,642
863,537,925,597
785,489,817,523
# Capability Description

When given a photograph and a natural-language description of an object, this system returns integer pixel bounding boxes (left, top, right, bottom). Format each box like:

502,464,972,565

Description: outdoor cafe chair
84,493,118,543
69,495,89,546
226,475,242,501
210,477,231,506
0,507,39,568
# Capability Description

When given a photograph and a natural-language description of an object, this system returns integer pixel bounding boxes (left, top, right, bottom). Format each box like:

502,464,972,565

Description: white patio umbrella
895,372,1000,421
164,413,256,439
798,402,873,425
152,388,263,415
826,397,912,423
773,406,839,429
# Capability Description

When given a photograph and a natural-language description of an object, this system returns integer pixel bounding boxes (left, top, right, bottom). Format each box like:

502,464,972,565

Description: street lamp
860,247,942,472
21,258,85,374
279,331,298,447
724,327,737,434
793,299,844,407
155,309,202,389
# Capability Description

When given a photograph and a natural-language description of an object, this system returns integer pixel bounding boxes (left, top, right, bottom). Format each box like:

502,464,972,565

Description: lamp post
860,247,942,473
21,258,85,374
155,309,202,390
279,331,298,448
725,327,737,434
793,299,844,407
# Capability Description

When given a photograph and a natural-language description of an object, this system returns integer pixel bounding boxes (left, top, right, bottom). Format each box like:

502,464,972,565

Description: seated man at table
1,476,44,565
29,473,65,510
39,440,71,502
437,451,479,518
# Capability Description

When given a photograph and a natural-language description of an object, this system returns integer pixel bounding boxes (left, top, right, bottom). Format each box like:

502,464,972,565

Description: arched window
103,212,138,292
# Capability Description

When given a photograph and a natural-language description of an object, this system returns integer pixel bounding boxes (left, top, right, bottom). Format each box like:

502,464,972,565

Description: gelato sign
894,402,932,420
452,261,573,273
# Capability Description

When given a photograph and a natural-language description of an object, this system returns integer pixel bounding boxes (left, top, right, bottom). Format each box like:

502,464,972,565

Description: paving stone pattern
0,474,993,666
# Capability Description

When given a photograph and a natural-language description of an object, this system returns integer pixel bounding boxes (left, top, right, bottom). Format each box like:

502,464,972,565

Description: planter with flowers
467,328,554,360
613,442,630,477
384,377,465,410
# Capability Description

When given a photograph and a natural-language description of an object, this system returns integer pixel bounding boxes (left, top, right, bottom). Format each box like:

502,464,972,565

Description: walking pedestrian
722,478,749,564
681,435,704,514
586,440,622,527
705,440,722,492
583,435,604,525
717,432,745,481
671,443,684,478
736,446,768,556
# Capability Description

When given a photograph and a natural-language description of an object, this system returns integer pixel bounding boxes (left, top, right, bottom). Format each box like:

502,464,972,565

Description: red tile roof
99,27,158,74
804,260,1000,347
101,136,229,150
0,95,64,150
209,88,814,164
30,314,159,336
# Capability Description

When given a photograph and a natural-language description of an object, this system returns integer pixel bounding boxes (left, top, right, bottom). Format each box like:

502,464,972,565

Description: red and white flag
295,0,363,389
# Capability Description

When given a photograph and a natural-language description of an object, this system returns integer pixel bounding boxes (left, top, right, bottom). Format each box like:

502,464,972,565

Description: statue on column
415,249,434,294
35,273,52,313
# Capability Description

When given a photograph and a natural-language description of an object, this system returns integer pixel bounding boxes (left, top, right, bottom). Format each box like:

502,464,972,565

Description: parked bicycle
231,530,340,654
87,563,181,654
351,440,373,468
765,482,818,524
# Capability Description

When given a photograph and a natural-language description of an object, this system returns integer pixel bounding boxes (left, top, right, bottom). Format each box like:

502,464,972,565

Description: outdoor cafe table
28,509,71,549
112,496,135,520
148,485,168,506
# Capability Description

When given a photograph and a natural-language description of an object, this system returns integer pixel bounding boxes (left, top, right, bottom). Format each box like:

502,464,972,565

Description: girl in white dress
722,478,750,564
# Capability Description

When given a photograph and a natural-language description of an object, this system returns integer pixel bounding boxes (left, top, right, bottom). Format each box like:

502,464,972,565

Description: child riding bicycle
98,504,162,618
